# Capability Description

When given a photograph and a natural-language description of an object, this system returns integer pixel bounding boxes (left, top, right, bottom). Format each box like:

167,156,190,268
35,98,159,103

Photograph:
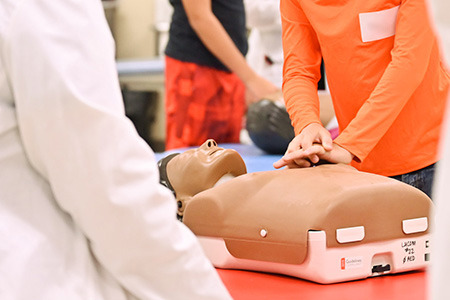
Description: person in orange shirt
274,0,450,198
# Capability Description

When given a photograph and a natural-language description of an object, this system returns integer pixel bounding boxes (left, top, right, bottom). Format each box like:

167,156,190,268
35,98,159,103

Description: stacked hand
273,123,354,169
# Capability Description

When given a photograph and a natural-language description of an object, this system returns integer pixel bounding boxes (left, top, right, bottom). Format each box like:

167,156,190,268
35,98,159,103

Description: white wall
113,0,156,59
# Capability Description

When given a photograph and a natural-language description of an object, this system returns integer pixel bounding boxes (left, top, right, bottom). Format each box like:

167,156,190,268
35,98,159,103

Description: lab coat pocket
359,6,400,43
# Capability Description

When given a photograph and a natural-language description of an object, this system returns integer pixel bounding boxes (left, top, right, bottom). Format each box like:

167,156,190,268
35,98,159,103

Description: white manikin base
198,231,430,284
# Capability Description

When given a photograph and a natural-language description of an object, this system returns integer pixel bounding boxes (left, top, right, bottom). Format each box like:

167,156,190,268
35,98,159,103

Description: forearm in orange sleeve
334,0,437,162
281,0,323,135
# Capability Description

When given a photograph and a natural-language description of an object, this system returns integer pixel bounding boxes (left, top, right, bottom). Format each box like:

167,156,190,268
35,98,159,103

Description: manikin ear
176,195,192,222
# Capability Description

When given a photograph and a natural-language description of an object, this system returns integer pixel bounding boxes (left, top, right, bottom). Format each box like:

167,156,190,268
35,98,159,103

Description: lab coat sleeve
245,0,281,29
430,89,450,300
4,1,231,299
280,0,323,134
429,1,450,299
430,0,450,64
333,0,437,161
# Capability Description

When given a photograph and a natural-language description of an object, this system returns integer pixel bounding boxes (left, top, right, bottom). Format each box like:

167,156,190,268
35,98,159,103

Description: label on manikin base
341,256,363,270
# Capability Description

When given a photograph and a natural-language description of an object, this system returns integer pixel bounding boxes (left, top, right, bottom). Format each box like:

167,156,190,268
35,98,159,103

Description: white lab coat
429,1,450,299
245,0,283,88
0,1,231,299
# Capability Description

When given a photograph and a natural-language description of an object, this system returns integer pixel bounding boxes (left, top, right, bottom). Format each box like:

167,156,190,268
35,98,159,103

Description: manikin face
166,139,247,200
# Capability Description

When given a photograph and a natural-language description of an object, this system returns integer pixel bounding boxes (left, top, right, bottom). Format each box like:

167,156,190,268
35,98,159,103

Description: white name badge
359,6,400,43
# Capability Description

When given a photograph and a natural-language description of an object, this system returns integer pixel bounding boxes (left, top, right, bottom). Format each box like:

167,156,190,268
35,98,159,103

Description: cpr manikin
159,140,433,284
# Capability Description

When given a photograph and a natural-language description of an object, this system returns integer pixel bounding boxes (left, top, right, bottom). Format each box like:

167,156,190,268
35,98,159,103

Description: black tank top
165,0,248,72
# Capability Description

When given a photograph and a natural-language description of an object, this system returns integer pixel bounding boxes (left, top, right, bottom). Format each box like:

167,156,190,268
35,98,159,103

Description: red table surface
218,269,427,300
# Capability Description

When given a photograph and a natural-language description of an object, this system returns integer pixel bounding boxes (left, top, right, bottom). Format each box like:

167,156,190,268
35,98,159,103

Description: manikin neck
214,173,236,188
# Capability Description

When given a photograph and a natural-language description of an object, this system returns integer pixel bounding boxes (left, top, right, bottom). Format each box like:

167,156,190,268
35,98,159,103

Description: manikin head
158,139,247,220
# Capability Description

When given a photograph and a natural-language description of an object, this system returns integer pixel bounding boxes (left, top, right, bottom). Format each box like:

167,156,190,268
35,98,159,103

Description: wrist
240,68,258,85
334,143,355,164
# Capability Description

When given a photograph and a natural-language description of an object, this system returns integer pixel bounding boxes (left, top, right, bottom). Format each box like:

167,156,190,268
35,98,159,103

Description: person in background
244,0,284,88
0,1,231,299
244,0,327,91
429,0,450,298
274,0,450,198
243,0,336,153
164,0,278,150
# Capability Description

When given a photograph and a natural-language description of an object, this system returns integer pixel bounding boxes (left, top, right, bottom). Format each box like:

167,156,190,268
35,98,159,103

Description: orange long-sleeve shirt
281,0,450,176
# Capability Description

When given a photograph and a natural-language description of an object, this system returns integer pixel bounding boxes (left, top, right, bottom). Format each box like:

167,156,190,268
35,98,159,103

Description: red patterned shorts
165,56,246,150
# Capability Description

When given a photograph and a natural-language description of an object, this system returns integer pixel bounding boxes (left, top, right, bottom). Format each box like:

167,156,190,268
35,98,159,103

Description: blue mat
154,143,282,173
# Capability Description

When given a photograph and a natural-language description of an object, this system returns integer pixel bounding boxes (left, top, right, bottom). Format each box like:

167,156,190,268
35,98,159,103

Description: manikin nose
200,139,218,150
